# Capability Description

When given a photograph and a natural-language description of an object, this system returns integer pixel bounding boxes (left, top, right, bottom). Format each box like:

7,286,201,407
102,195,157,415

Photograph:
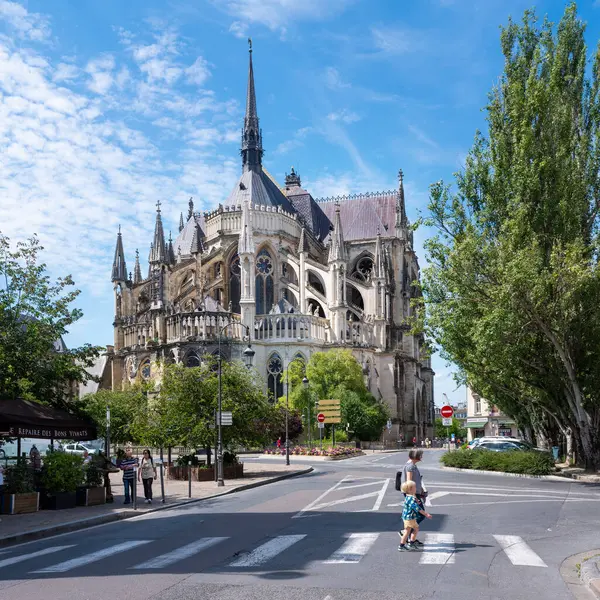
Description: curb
560,549,600,600
440,465,575,482
0,467,314,548
556,470,600,484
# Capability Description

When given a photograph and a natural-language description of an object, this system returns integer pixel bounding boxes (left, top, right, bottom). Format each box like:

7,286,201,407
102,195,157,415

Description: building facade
106,45,434,443
465,388,518,441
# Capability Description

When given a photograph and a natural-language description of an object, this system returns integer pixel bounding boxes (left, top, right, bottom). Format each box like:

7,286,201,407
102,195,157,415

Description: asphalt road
1,450,599,600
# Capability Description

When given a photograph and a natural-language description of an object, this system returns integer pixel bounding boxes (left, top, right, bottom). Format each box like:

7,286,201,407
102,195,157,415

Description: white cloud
229,21,248,39
85,55,116,95
53,63,79,82
408,124,438,148
370,25,425,56
214,0,354,33
323,66,351,90
0,0,50,41
273,126,312,155
186,56,211,86
327,109,360,124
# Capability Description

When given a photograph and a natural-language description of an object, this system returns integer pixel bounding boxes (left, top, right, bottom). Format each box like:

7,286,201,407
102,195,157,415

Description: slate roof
225,169,296,213
285,187,332,242
173,214,206,257
317,192,398,242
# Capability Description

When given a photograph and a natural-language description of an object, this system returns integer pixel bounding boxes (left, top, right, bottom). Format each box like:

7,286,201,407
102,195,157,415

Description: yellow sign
318,399,341,407
323,417,342,424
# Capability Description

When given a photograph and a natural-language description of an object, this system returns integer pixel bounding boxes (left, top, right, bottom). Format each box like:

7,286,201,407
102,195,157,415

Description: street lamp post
105,405,111,461
303,376,310,449
284,355,308,466
217,322,255,487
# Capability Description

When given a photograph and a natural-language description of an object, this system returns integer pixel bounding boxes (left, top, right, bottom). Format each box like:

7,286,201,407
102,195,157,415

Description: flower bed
264,446,363,458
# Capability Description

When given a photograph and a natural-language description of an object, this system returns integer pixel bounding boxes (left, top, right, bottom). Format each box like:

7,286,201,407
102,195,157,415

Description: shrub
84,463,104,488
441,448,554,475
41,452,84,493
176,454,200,466
5,458,35,494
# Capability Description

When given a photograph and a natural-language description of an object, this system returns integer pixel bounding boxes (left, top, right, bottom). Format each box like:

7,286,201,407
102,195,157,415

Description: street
0,450,599,600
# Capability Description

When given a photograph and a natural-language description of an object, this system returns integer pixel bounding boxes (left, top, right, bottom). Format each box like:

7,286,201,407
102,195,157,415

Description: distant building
434,402,467,425
465,388,518,440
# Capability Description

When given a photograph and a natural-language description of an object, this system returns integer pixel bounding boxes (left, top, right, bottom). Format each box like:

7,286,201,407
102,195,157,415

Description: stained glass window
255,249,274,314
140,360,151,380
229,253,241,313
267,353,283,402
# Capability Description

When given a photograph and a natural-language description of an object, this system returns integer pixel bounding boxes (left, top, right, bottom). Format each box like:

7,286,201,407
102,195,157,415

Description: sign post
440,405,454,449
317,400,341,447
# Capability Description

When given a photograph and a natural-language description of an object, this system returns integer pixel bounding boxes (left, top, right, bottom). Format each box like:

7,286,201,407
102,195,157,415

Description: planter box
168,464,244,481
75,486,107,507
0,492,39,514
44,492,77,510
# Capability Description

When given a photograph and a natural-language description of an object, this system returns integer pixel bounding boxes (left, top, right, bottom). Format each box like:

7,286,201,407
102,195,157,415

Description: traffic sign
318,422,325,429
317,413,325,423
317,399,341,424
218,411,233,426
440,405,454,419
442,417,452,427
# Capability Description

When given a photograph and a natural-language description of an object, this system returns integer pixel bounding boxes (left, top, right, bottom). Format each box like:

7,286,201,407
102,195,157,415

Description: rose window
256,254,273,275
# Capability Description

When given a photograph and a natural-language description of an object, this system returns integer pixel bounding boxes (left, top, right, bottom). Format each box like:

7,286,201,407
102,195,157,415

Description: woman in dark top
400,448,428,546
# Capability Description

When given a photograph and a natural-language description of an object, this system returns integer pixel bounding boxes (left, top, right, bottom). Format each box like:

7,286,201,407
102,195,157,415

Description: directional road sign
317,399,341,424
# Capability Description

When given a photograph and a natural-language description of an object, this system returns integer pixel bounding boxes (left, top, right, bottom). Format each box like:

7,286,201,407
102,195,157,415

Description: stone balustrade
254,313,330,343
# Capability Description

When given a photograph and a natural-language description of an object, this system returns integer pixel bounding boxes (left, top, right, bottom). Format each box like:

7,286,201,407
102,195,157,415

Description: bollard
188,460,192,498
160,447,165,504
133,466,137,510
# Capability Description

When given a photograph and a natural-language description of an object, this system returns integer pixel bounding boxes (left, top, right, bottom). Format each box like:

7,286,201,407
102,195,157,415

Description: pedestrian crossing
0,532,549,575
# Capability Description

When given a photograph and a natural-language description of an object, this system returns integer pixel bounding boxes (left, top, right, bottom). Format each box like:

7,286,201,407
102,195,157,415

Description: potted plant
1,458,39,514
75,461,106,506
41,452,84,510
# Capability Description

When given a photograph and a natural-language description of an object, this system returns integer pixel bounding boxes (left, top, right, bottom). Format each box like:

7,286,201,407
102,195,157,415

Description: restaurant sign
7,426,96,440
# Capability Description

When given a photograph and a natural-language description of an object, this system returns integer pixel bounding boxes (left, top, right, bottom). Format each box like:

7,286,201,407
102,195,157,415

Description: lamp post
284,354,308,466
302,376,310,449
105,405,111,461
217,322,255,487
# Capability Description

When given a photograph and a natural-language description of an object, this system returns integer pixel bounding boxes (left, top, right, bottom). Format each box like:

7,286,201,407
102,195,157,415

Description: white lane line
440,492,567,499
426,491,450,505
310,491,382,511
324,533,379,564
33,540,150,573
294,477,349,518
434,498,597,507
371,478,390,511
338,480,389,491
493,535,547,567
419,533,455,565
132,537,228,569
0,546,74,569
229,535,306,567
422,482,600,497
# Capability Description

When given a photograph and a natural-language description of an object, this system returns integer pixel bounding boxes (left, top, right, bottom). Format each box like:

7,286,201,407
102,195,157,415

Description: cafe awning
466,420,488,428
0,398,97,441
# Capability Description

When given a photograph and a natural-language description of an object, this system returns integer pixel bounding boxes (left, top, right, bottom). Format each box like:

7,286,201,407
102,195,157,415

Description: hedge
441,449,555,475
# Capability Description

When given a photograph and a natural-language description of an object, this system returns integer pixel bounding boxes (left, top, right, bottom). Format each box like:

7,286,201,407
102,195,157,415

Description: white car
62,442,97,456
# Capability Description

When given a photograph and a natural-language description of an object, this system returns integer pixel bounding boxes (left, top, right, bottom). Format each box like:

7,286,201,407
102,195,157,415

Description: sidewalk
555,464,600,484
0,462,312,547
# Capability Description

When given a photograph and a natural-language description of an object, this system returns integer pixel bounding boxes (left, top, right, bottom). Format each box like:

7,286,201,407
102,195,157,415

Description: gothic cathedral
108,44,434,444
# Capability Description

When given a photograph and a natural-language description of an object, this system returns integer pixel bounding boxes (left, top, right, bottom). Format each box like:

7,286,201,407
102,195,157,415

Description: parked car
62,442,98,456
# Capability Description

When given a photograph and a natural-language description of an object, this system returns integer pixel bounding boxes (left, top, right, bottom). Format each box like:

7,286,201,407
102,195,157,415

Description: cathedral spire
396,168,407,228
241,38,263,174
187,197,194,220
133,249,142,284
329,203,346,262
111,225,128,282
167,231,176,265
149,200,167,264
179,212,185,232
238,199,254,255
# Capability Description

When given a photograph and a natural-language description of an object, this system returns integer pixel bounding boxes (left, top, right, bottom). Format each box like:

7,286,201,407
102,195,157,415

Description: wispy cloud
323,66,351,90
229,21,249,39
0,0,50,41
327,109,360,124
370,24,427,56
408,124,438,148
185,56,211,86
274,126,312,155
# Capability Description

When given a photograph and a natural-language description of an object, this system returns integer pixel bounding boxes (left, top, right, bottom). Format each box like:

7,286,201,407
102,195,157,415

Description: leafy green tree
342,391,389,442
0,233,101,407
435,418,467,440
420,4,600,468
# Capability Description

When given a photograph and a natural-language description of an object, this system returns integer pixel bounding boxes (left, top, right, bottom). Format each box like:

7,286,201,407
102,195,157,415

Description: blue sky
1,0,599,406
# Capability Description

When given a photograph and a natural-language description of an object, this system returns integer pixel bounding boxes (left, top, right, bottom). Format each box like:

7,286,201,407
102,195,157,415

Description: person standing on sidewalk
138,449,156,504
119,447,138,505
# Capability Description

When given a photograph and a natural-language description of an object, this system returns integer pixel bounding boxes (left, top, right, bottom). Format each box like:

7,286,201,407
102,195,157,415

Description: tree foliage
0,234,101,408
435,418,467,440
420,4,600,468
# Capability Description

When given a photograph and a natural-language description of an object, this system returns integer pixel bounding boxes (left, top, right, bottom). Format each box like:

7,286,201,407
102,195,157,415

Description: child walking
398,480,432,552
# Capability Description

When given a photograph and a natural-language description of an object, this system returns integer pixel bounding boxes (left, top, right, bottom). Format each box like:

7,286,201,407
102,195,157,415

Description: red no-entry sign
317,413,325,423
440,405,454,419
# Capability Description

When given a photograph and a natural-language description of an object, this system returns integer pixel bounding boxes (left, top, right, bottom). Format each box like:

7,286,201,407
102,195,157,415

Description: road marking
0,545,74,569
33,540,150,573
372,478,390,511
338,480,389,491
294,477,349,518
229,535,306,567
434,498,597,507
426,491,450,505
419,533,455,565
324,533,379,564
493,535,547,567
132,537,228,569
310,491,383,510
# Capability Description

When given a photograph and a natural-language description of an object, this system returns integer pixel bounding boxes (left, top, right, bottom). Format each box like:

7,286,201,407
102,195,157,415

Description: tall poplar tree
421,4,600,468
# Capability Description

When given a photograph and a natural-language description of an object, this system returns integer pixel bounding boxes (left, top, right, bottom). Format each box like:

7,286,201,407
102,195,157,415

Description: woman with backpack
138,449,157,504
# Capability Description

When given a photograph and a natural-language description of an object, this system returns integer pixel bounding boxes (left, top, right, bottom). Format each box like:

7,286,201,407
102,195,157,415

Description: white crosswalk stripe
32,540,150,573
323,533,379,564
229,535,306,567
419,533,456,564
0,546,74,569
493,535,547,568
132,537,228,569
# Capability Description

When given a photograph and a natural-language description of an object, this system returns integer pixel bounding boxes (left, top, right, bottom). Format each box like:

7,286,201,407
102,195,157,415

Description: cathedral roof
173,214,206,257
317,192,398,242
225,169,296,213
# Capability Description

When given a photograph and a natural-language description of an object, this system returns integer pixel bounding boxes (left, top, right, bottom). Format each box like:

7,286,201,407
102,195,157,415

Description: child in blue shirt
399,480,432,551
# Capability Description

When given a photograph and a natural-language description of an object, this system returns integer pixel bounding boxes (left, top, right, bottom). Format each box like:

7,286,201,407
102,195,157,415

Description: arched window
255,248,274,315
229,253,241,314
184,353,200,368
140,359,151,380
267,353,283,402
351,255,374,282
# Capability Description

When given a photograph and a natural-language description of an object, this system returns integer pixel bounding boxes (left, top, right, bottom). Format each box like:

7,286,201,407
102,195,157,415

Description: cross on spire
156,200,161,213
398,169,404,184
